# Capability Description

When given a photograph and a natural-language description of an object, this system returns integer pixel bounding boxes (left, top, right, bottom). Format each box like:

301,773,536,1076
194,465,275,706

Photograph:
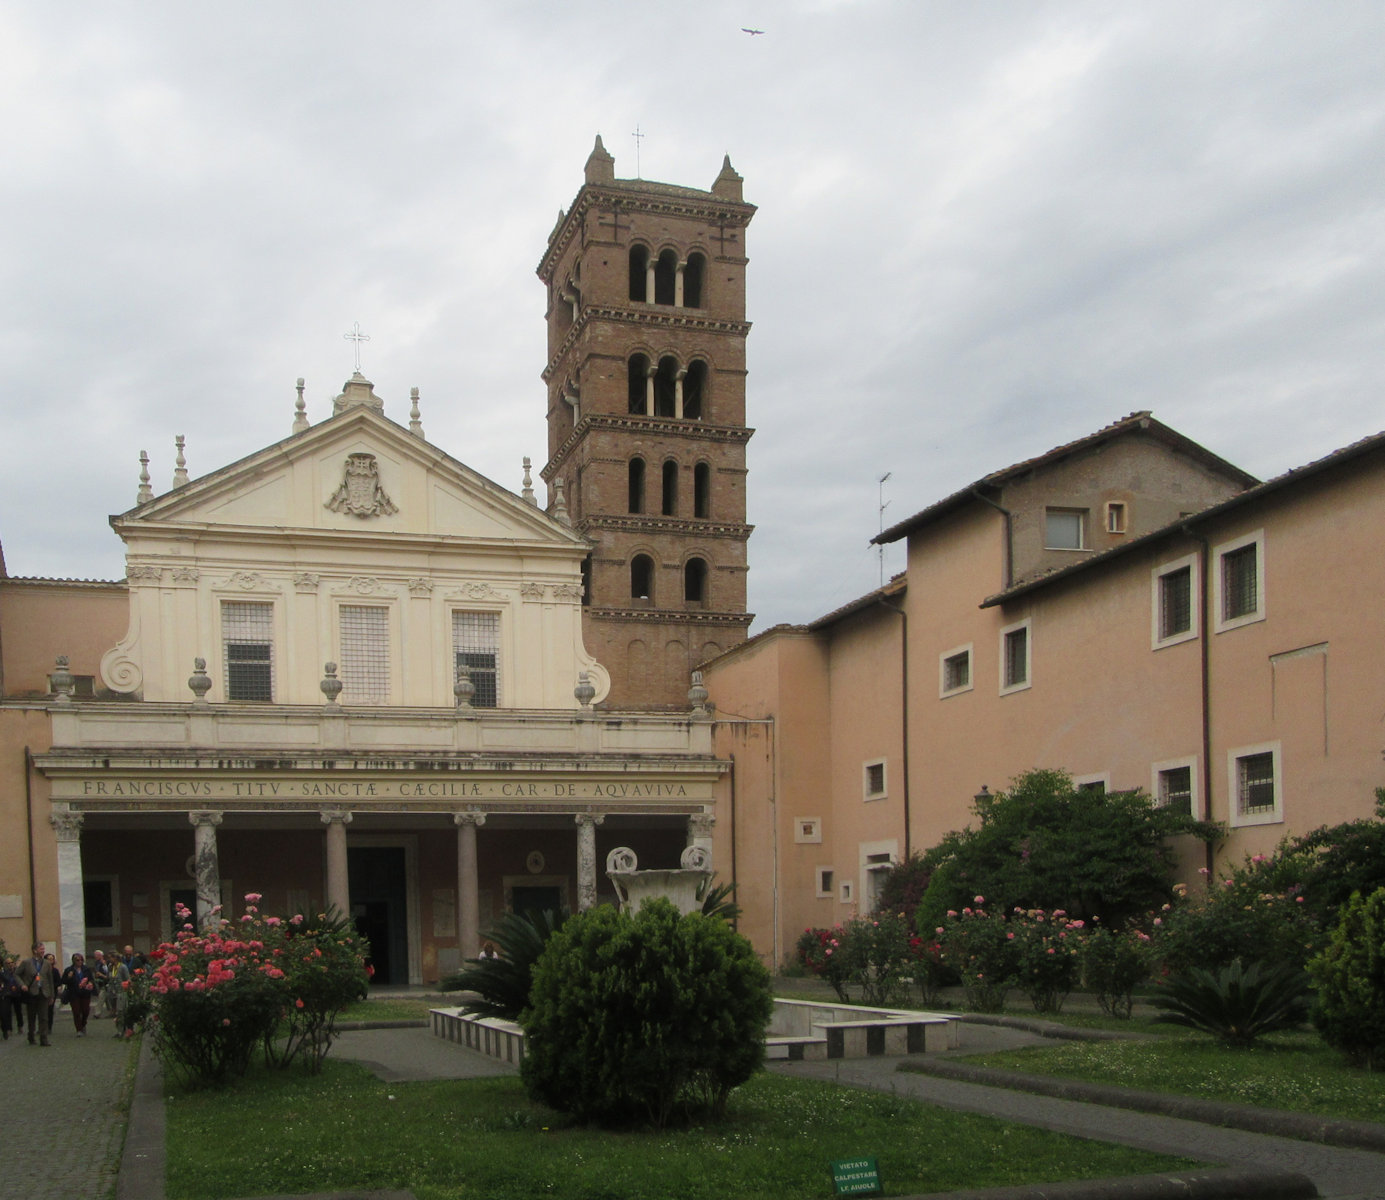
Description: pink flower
1153,918,1162,926
222,1018,231,1026
1198,867,1210,876
1046,948,1055,955
290,914,304,925
1005,932,1014,940
265,917,282,927
974,895,985,904
935,927,945,936
244,892,263,903
295,998,305,1009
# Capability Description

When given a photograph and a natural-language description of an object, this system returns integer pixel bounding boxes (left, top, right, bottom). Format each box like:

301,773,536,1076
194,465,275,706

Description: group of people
1,942,143,1045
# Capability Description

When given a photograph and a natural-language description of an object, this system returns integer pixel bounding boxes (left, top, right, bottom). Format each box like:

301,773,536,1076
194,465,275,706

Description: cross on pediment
343,322,371,373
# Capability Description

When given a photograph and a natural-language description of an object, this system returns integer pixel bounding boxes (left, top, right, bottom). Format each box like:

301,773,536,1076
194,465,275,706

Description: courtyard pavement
12,1005,1385,1200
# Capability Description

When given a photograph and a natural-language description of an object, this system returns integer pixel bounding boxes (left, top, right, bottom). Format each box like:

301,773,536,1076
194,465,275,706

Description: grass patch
965,1030,1385,1123
337,995,438,1022
165,1062,1197,1200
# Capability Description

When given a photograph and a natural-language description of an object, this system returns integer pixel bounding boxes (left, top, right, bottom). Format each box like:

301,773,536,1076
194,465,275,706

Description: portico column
453,810,486,958
687,812,715,867
574,813,605,910
50,807,85,962
188,810,224,929
320,809,353,919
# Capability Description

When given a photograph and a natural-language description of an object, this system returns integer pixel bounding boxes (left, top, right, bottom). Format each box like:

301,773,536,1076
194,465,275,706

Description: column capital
320,808,353,826
687,812,715,838
188,809,224,829
574,812,606,829
453,809,487,828
50,808,84,842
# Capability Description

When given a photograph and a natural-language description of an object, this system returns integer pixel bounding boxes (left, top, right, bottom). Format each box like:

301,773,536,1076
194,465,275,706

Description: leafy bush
441,908,567,1021
795,925,855,1002
874,854,932,924
1154,871,1317,976
915,769,1218,933
1009,908,1085,1014
521,899,772,1127
1080,924,1152,1019
1152,959,1310,1046
934,900,1019,1012
794,914,930,1006
1309,888,1385,1069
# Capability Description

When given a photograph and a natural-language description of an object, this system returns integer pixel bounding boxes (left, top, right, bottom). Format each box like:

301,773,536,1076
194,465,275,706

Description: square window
1227,742,1282,827
1106,502,1127,534
1158,765,1193,816
939,645,973,697
795,818,822,845
452,611,501,707
222,601,273,701
1000,621,1030,693
839,880,854,904
1214,532,1265,632
863,760,887,801
1045,509,1086,550
339,605,390,703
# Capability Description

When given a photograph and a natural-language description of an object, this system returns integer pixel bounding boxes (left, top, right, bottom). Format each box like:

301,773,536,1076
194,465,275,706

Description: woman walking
60,952,97,1036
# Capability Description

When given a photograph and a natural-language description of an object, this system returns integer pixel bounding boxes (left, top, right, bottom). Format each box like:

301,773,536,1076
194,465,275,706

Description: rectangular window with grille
1159,566,1192,640
222,601,273,701
1158,765,1193,815
863,760,886,800
1222,543,1259,621
1002,624,1029,691
941,649,971,695
452,611,500,707
339,605,390,704
1237,752,1276,815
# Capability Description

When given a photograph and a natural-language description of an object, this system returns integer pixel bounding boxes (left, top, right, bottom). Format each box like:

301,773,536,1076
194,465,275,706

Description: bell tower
538,137,755,708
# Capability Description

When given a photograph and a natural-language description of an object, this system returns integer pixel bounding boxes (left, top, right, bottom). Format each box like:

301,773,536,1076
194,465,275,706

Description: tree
1310,887,1385,1069
915,769,1219,932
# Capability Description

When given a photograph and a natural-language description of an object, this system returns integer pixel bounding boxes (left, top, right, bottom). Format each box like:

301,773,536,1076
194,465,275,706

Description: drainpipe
25,746,37,946
876,598,911,859
970,488,1014,589
1182,524,1216,878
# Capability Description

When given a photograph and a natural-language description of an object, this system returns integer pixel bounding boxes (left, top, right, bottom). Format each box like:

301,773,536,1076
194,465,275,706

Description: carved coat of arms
326,453,398,519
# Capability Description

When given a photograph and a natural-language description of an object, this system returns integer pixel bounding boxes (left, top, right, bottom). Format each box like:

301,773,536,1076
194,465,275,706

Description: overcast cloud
3,1,1382,629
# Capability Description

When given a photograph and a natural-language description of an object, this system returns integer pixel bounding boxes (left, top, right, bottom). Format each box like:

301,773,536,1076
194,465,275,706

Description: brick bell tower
538,136,755,708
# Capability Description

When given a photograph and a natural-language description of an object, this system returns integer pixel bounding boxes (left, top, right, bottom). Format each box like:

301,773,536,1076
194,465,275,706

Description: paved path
0,1013,137,1200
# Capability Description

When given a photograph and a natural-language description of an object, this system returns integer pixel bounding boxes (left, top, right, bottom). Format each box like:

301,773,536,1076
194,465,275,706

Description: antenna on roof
632,125,645,178
878,472,892,586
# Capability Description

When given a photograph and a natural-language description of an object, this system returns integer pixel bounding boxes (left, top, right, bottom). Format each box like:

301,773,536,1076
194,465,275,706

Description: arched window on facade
630,554,654,601
628,245,650,302
683,252,706,308
628,354,650,415
653,357,678,418
661,460,678,516
628,458,646,514
684,557,708,605
693,462,711,518
654,249,677,305
682,360,706,421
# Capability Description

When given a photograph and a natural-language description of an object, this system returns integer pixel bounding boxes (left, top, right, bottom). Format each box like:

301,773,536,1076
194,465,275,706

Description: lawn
960,1028,1385,1124
337,994,439,1022
164,1062,1197,1200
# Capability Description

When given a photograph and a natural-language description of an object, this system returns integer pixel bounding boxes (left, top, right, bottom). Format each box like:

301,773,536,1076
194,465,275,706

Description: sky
3,1,1382,630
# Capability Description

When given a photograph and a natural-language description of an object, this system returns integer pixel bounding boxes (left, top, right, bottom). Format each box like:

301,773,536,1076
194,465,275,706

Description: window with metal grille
1159,566,1192,640
452,611,500,708
1222,544,1258,621
1237,752,1276,815
942,650,970,693
1159,765,1193,815
222,601,273,701
1002,625,1029,690
339,605,390,704
864,760,886,800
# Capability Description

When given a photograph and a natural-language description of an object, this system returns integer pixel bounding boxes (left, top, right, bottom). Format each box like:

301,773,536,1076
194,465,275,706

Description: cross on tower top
343,322,371,373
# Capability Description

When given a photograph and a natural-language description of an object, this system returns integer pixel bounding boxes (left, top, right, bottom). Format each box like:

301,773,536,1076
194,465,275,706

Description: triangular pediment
112,407,582,549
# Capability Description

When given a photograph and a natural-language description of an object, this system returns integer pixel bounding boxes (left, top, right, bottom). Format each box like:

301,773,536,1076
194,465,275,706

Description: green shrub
935,901,1019,1012
265,907,370,1073
874,853,932,924
794,913,928,1006
442,908,566,1021
1009,908,1085,1014
1154,873,1317,975
795,925,856,1002
1151,959,1310,1046
1080,924,1152,1019
521,899,771,1128
1309,887,1385,1069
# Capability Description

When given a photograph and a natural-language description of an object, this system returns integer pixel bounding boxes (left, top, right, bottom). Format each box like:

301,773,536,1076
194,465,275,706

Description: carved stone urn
605,845,713,916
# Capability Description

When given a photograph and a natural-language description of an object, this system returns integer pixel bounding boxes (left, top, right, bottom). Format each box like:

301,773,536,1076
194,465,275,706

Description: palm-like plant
1152,958,1310,1046
440,908,566,1021
697,874,741,923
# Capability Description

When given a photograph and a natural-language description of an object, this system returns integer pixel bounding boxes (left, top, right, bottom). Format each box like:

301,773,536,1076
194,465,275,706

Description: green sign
830,1156,882,1196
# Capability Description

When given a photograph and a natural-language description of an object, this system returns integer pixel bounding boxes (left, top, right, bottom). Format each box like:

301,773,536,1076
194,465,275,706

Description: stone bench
431,1007,526,1064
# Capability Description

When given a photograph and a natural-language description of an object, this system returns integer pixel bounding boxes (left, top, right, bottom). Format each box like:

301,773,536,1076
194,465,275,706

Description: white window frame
795,817,823,845
1227,740,1282,827
1213,530,1265,633
1044,507,1087,551
860,841,898,914
862,759,887,802
1073,773,1109,794
839,880,855,905
999,618,1031,695
1105,501,1128,534
1151,553,1199,650
220,599,276,702
1152,756,1198,817
815,867,835,899
939,643,974,698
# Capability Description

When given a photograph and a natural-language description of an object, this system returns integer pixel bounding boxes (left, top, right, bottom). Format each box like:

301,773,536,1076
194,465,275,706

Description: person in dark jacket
60,953,98,1036
15,943,56,1046
0,954,25,1039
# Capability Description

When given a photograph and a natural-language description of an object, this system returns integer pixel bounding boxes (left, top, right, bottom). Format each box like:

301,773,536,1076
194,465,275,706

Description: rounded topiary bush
1310,887,1385,1069
520,898,772,1128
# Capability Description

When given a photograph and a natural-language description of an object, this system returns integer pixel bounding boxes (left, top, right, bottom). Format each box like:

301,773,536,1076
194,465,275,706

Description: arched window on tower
654,357,678,418
684,558,708,605
628,354,650,415
654,249,677,305
662,460,678,516
683,252,706,308
628,457,646,514
694,463,711,518
682,360,706,421
630,554,654,601
628,245,650,302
